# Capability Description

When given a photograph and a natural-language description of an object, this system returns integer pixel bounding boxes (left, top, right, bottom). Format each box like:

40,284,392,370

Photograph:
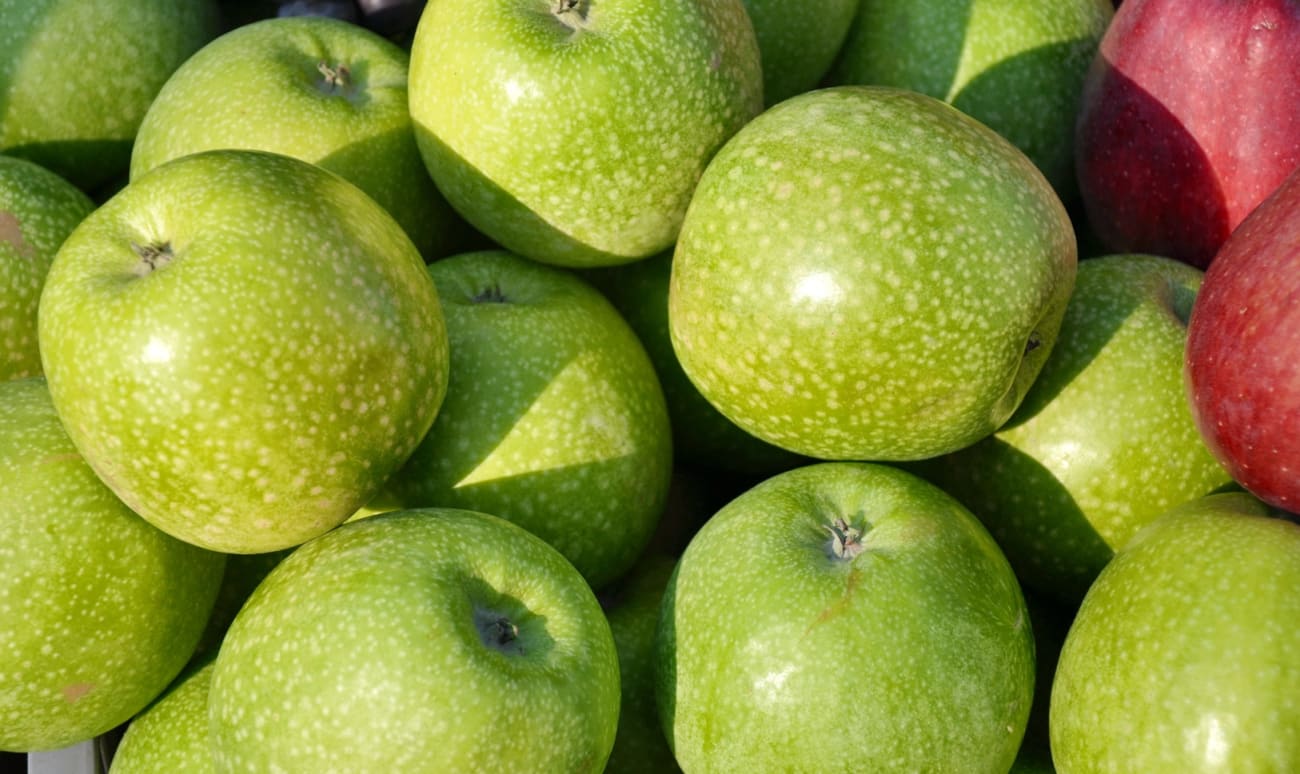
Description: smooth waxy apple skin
108,658,215,774
916,254,1233,603
1186,167,1300,513
37,149,449,554
407,0,763,267
1050,493,1300,772
0,155,94,381
655,462,1035,773
130,15,461,261
210,508,622,773
584,250,806,476
740,0,858,105
0,0,221,193
669,86,1077,461
830,0,1113,200
376,250,672,589
0,377,225,753
1075,0,1300,268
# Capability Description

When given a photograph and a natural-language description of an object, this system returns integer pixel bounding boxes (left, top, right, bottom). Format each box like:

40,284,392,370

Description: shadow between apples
951,38,1102,207
907,439,1112,606
1075,54,1228,267
410,121,631,267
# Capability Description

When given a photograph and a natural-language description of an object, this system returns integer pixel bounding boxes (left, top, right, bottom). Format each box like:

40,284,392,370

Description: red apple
1075,0,1300,268
1185,166,1300,513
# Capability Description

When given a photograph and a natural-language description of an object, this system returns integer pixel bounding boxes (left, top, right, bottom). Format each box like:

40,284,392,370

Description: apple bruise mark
61,682,95,703
0,211,35,260
131,241,174,276
475,607,526,656
551,0,592,32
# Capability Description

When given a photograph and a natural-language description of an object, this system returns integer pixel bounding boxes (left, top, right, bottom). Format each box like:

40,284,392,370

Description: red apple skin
1186,166,1300,513
1076,0,1300,268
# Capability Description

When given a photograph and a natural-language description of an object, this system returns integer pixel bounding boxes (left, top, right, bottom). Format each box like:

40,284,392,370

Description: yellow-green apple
130,15,463,261
0,377,224,753
0,155,94,381
376,249,671,589
1186,165,1300,513
914,254,1233,603
0,0,221,193
1075,0,1300,268
829,0,1113,200
1050,492,1300,772
107,657,215,774
406,0,763,267
669,86,1076,461
37,150,450,554
209,508,621,772
655,462,1035,772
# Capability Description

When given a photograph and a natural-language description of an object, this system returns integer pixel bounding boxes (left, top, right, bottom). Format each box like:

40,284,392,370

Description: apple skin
669,86,1077,461
37,149,450,554
1186,165,1300,513
130,15,463,261
209,508,622,773
0,155,94,381
655,462,1035,773
107,657,215,774
0,0,221,194
913,254,1233,604
740,0,858,105
1050,492,1300,772
583,250,807,477
1075,0,1300,268
600,553,682,774
829,0,1113,201
407,0,763,267
0,377,225,753
375,249,672,589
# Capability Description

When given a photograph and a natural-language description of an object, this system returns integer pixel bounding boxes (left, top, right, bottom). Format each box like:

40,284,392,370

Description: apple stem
131,241,174,275
316,61,351,92
552,0,591,30
825,517,865,560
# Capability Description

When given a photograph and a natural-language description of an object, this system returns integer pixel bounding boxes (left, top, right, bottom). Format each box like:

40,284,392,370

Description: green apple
210,508,622,772
600,552,681,774
37,149,450,554
407,0,764,267
108,657,215,774
1050,492,1300,772
0,0,221,193
190,549,290,662
0,155,94,381
913,254,1233,603
376,249,671,589
669,86,1076,461
130,15,463,261
656,462,1035,772
828,0,1113,200
0,377,225,753
584,250,807,477
741,0,859,105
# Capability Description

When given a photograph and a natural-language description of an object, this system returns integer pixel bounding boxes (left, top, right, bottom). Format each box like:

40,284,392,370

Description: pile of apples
3,0,1299,772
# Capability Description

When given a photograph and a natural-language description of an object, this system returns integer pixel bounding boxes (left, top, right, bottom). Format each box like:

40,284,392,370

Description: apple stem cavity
316,61,352,94
551,0,591,31
472,283,509,304
475,607,526,656
825,517,866,561
131,241,174,276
